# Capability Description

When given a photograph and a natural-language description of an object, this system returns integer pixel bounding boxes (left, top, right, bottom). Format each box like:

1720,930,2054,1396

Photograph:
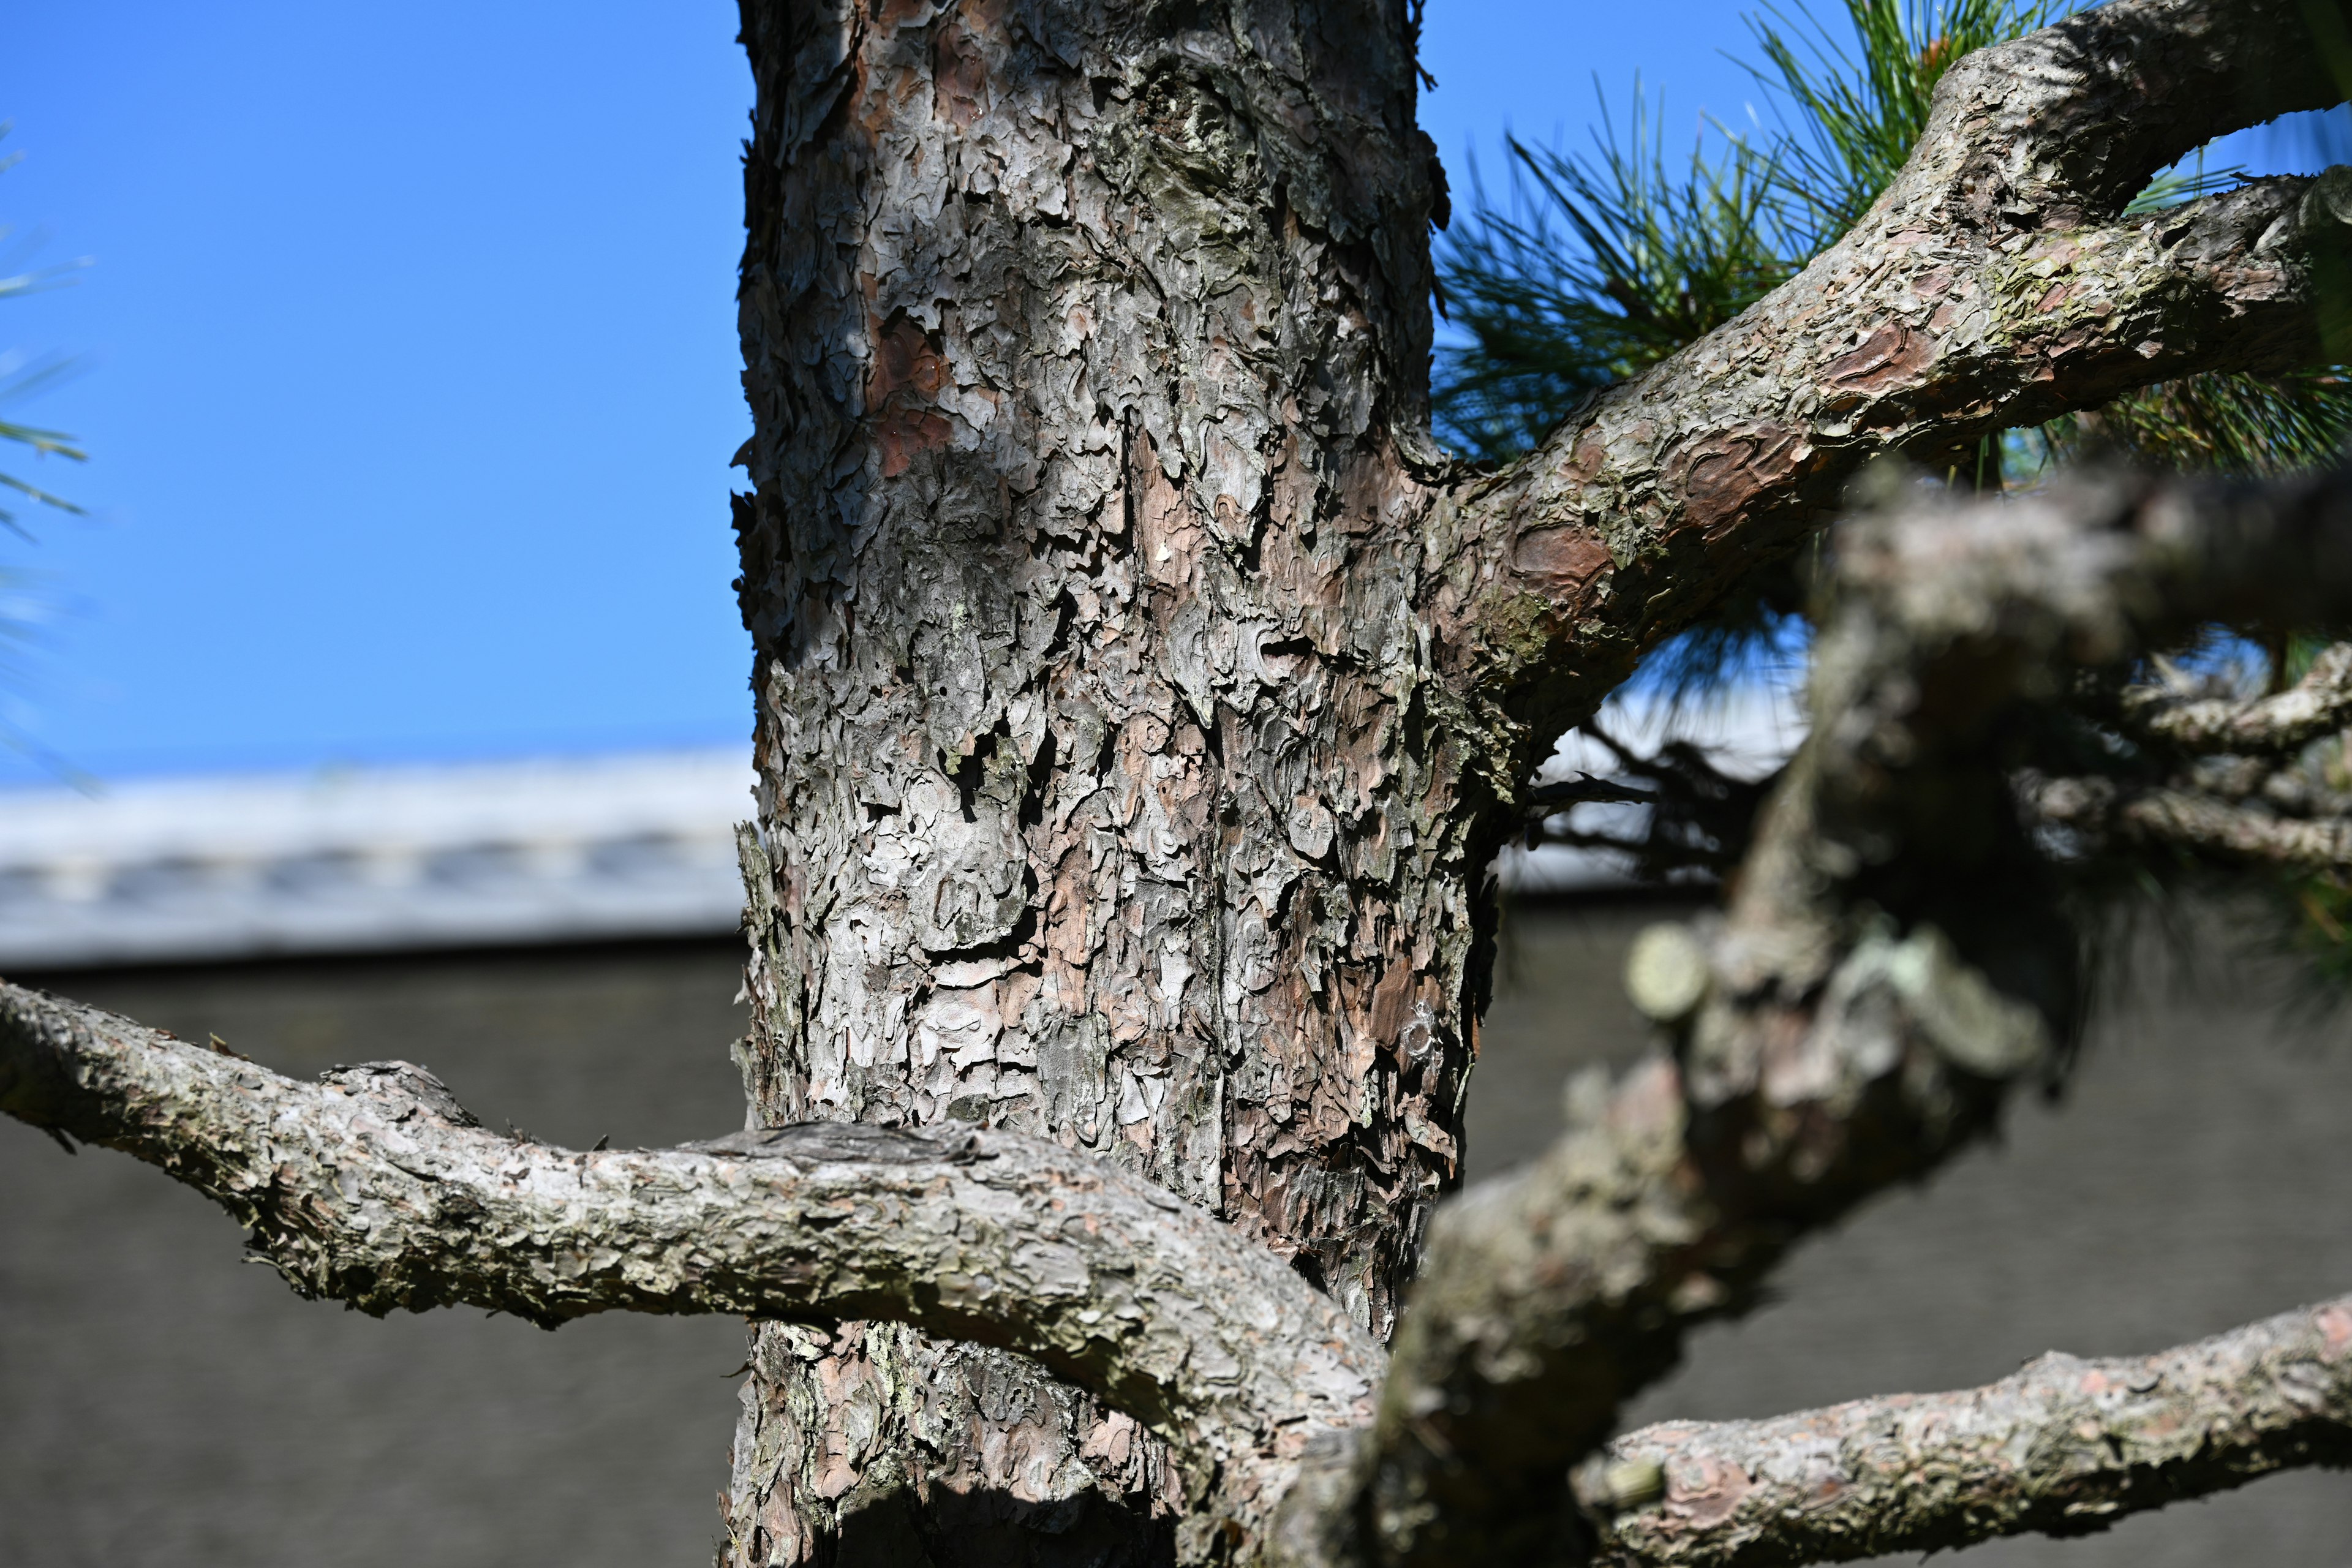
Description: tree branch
0,980,1382,1539
1431,0,2352,734
26,457,2352,1568
1586,1295,2352,1567
1348,821,2057,1566
2123,641,2352,753
1329,452,2352,1566
2029,774,2352,870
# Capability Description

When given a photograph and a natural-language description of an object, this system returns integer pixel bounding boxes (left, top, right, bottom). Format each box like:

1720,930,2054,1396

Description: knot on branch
317,1061,482,1129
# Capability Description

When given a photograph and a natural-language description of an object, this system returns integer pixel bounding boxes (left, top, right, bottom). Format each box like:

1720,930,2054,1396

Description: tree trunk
721,0,1488,1559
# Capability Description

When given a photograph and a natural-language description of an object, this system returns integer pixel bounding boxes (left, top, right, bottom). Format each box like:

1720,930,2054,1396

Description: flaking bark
722,0,2352,1558
17,457,2352,1565
728,0,1479,1554
1436,0,2352,738
1335,451,2352,1566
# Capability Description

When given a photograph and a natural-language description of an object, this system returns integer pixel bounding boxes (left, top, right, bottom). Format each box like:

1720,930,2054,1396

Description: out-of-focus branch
1526,725,1779,882
1432,0,2352,737
1587,1295,2352,1567
0,981,1380,1544
2123,643,2352,754
2029,774,2352,870
1311,454,2352,1567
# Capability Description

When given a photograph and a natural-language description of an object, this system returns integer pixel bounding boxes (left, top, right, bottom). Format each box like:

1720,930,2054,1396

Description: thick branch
0,980,1381,1536
1433,0,2352,733
1346,872,2052,1567
1588,1295,2352,1567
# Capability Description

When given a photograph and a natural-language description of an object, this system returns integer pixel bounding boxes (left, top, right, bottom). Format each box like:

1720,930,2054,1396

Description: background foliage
0,127,82,534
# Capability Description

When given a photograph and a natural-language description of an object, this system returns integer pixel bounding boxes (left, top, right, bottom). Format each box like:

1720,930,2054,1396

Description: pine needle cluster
0,127,83,534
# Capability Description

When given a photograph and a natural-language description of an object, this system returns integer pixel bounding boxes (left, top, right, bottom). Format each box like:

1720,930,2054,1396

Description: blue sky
0,3,2337,786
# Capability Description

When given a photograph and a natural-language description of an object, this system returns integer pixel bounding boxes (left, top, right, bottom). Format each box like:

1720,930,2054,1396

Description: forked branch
1332,450,2352,1566
14,454,2352,1568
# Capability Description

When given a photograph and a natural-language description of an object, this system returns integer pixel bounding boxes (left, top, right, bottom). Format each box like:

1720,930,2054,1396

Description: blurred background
1,2,2350,1564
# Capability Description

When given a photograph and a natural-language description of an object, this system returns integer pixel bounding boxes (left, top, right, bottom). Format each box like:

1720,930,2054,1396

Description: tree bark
725,2,1471,1559
1586,1295,2352,1567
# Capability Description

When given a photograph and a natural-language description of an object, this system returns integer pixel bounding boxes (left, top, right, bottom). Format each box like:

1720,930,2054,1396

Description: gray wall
4,908,2350,1564
1,944,753,1567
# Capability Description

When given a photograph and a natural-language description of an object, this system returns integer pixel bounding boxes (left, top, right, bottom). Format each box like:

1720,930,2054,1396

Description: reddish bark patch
1510,524,1612,600
1131,431,1203,585
1825,322,1936,394
1673,423,1814,540
867,315,952,477
876,412,952,477
1336,442,1393,538
1666,1453,1753,1528
1368,962,1417,1044
1561,428,1608,482
934,17,989,129
869,315,948,402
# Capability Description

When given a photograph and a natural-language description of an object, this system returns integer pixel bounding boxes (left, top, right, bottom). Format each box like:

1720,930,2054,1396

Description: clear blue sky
0,3,2335,785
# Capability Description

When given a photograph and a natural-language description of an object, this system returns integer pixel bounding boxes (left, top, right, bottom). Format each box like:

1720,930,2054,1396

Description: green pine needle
0,124,85,527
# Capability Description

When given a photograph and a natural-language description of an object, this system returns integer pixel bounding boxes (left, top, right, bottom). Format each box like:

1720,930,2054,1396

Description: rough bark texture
720,1,2352,1561
725,1,1487,1559
1313,453,2352,1568
2034,777,2352,868
2123,641,2352,752
20,457,2352,1568
1589,1295,2352,1567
